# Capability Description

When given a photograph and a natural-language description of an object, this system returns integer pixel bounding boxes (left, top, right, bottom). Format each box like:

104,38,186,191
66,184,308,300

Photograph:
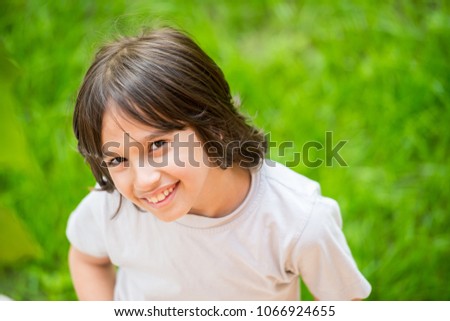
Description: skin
69,104,362,301
69,103,251,300
68,247,115,300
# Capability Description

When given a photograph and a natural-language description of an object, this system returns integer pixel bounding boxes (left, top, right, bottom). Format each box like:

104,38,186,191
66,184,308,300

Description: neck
191,165,251,218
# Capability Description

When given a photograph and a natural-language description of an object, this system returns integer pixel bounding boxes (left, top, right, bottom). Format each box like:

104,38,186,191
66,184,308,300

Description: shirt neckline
174,165,264,229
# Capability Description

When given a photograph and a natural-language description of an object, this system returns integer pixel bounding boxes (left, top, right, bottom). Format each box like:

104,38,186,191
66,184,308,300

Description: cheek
108,170,132,195
169,141,208,168
168,150,211,185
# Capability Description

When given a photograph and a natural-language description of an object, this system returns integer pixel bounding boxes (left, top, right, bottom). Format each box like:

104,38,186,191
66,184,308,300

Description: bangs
103,58,190,133
106,88,187,133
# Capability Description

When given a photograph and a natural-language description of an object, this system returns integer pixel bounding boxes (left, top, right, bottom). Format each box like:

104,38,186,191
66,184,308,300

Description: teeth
147,186,174,204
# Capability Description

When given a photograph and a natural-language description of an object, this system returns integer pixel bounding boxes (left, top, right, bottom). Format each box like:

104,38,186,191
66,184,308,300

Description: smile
141,182,178,207
147,186,174,204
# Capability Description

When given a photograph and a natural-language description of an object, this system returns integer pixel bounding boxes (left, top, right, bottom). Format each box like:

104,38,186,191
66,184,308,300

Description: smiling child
67,27,371,300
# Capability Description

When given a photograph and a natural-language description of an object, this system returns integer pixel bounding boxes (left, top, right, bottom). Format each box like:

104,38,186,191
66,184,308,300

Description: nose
131,159,161,193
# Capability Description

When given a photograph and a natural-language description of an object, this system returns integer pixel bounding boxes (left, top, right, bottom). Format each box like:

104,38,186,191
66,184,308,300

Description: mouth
141,182,178,208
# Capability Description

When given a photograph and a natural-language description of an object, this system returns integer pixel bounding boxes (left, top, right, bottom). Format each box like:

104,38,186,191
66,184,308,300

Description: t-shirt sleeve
66,190,109,258
293,196,371,300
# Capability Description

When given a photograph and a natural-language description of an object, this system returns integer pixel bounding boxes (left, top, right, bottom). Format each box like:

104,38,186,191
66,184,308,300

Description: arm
68,245,116,300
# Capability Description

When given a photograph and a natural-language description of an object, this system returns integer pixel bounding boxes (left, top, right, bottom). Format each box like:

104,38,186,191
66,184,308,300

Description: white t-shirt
66,160,371,300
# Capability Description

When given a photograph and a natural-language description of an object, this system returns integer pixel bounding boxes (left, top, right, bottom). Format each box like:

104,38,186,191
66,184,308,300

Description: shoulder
260,160,321,199
255,161,344,239
254,161,332,236
258,161,322,218
66,186,134,257
72,186,122,217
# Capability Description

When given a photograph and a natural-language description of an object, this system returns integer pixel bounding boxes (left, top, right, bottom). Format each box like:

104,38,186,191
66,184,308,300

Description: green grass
0,0,449,300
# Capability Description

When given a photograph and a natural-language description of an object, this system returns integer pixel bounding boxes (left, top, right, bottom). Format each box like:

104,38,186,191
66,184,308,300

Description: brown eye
149,140,167,151
107,157,126,167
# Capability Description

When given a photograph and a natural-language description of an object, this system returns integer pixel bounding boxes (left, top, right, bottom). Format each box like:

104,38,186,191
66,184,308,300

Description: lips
147,186,174,204
140,182,178,207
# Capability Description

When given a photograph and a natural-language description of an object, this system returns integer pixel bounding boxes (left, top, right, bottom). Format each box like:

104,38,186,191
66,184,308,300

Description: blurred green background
0,0,449,300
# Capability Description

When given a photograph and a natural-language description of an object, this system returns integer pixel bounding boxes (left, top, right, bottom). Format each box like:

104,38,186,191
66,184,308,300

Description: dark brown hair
74,27,266,192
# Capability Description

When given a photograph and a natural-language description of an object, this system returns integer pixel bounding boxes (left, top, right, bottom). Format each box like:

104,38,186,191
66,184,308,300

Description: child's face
101,104,220,222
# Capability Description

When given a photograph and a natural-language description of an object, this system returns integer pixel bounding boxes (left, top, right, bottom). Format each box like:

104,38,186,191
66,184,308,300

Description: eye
107,157,126,167
149,140,167,151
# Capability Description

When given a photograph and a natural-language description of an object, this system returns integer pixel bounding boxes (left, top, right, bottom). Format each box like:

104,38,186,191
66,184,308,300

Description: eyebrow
120,130,169,144
101,130,170,160
143,130,169,141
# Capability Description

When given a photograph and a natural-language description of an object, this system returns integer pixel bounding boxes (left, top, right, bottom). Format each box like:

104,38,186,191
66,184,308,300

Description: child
67,27,371,300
